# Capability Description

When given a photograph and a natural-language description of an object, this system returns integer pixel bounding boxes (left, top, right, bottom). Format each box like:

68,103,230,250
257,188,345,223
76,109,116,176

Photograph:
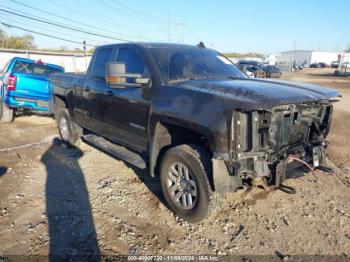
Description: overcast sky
0,0,349,54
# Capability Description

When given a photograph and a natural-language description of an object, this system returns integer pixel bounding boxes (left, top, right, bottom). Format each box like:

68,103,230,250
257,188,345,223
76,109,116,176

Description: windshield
149,47,246,83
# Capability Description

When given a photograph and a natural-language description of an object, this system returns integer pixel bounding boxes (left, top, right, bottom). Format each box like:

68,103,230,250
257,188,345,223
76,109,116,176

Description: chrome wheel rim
59,117,69,141
167,162,197,209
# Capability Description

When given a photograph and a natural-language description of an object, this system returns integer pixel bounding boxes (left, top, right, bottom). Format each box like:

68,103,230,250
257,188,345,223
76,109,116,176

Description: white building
0,48,92,72
278,50,343,66
266,53,279,65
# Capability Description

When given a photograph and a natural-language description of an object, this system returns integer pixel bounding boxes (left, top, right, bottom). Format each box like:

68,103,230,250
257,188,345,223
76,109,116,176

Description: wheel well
54,95,67,109
52,95,67,117
152,122,214,189
164,122,209,147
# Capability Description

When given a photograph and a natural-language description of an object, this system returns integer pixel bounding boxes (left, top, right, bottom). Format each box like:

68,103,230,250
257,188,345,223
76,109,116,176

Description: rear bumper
6,96,49,111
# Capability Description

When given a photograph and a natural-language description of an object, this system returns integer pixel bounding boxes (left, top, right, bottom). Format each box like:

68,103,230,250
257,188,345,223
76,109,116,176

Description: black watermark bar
0,255,349,262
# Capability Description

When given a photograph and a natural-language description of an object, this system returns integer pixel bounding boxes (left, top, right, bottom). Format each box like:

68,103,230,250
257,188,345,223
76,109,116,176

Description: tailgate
10,73,50,101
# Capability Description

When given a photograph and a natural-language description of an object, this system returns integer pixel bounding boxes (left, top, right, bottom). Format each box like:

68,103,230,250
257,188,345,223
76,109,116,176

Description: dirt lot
0,69,349,259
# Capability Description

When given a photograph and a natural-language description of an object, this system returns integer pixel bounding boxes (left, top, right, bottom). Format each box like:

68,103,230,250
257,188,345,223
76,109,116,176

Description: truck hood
178,78,341,110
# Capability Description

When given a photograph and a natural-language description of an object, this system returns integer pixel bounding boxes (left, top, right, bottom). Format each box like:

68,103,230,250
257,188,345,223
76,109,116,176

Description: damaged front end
215,100,336,192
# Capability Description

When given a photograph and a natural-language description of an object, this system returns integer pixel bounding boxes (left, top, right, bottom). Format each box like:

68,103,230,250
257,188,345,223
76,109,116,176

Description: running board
82,134,147,169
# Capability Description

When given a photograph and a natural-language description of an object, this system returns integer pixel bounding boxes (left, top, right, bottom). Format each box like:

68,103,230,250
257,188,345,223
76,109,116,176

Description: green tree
6,34,35,49
0,29,7,48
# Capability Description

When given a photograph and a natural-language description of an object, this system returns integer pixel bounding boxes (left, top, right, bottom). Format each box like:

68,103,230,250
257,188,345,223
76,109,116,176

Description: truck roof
97,42,203,50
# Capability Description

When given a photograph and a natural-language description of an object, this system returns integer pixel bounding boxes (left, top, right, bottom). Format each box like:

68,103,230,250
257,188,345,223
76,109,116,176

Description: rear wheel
56,108,81,146
255,70,266,78
160,144,215,223
0,100,14,123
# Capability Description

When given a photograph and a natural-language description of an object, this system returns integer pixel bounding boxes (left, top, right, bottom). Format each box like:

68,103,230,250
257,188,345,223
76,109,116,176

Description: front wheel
160,144,215,223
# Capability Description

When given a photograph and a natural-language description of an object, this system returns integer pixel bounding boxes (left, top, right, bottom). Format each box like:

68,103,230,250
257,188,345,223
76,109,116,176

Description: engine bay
228,100,335,190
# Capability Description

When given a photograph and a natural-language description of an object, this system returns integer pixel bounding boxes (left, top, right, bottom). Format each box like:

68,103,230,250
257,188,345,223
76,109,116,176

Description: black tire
254,70,266,78
160,144,214,223
56,108,82,146
0,99,14,123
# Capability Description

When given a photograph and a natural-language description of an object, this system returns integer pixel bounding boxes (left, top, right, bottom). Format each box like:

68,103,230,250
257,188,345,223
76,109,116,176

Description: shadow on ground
41,141,100,261
0,166,7,177
86,142,166,206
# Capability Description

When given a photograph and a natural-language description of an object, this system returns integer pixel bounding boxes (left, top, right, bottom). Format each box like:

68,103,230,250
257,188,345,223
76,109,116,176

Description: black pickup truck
50,43,340,222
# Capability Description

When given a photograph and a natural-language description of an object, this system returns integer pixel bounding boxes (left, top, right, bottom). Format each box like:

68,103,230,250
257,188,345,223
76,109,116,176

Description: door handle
83,86,90,92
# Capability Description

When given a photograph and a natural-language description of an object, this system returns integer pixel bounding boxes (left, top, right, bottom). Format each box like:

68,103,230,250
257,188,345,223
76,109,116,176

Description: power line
105,0,161,23
109,0,154,18
7,1,165,41
0,8,132,42
10,18,104,45
1,22,96,47
70,0,166,35
185,25,202,42
47,0,129,29
1,3,163,41
8,0,135,38
47,0,164,37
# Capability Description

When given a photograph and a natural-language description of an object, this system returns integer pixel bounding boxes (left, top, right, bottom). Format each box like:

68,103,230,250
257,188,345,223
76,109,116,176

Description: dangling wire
287,155,318,181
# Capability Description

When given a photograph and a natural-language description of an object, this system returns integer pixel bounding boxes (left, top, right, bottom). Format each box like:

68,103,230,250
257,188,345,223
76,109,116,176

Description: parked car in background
310,63,321,68
0,57,64,122
263,65,282,78
245,70,255,78
310,62,329,68
237,60,266,78
318,62,328,68
331,61,339,68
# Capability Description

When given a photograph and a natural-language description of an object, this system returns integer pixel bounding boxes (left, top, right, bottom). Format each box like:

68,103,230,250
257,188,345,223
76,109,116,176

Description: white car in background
246,70,255,78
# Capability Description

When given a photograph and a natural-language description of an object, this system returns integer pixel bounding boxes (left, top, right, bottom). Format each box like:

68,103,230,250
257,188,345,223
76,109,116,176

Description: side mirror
106,62,150,88
106,62,126,86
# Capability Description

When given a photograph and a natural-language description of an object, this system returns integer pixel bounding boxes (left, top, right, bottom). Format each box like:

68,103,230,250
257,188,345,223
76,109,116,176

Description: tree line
0,30,93,53
0,29,35,49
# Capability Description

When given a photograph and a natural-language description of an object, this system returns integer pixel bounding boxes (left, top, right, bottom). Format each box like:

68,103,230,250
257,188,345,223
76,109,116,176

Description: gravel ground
0,69,349,260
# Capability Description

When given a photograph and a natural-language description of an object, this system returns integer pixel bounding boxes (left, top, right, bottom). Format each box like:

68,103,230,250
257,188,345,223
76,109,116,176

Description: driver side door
103,47,151,153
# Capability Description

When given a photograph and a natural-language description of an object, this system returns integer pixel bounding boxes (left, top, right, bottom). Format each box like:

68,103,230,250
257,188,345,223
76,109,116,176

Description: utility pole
174,22,185,43
83,40,88,72
291,40,297,72
168,10,171,42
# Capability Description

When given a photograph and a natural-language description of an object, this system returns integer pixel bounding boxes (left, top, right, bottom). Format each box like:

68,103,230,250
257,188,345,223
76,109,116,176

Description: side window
116,48,147,76
91,48,113,79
